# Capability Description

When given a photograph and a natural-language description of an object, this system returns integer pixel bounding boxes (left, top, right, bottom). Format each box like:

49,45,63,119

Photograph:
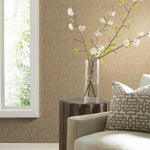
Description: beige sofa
67,112,150,150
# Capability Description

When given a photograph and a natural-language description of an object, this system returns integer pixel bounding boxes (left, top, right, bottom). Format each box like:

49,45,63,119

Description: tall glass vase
84,59,100,103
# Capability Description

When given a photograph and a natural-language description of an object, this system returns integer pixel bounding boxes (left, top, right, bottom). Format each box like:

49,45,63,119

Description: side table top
61,98,108,105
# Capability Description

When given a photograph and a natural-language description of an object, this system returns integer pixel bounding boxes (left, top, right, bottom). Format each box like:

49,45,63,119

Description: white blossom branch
99,33,149,59
97,1,139,60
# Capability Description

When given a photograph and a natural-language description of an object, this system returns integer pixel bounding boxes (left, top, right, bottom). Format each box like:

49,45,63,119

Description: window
0,0,39,118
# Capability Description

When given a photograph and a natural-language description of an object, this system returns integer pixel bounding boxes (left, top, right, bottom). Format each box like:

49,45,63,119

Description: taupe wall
0,0,150,143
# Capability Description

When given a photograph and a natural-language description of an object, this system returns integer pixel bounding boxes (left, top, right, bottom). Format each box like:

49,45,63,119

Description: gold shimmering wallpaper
0,0,150,143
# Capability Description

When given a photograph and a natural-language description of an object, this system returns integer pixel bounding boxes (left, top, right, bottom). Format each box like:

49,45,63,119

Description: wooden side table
59,98,109,150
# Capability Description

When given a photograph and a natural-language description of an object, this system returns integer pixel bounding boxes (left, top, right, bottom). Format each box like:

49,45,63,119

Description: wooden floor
0,143,59,150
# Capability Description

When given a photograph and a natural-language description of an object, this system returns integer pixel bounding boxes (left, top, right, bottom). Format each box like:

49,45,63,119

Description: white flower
138,32,144,37
95,31,101,37
67,8,74,16
148,32,150,38
97,51,101,56
68,23,73,30
98,44,105,51
79,25,85,32
133,39,140,46
90,48,97,55
123,39,130,46
109,11,116,17
107,20,114,25
100,18,106,23
133,0,138,2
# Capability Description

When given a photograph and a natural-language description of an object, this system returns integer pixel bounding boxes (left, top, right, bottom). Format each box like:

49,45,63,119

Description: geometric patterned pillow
106,81,150,133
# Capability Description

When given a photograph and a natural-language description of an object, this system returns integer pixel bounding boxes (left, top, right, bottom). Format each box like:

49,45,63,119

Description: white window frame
0,0,39,118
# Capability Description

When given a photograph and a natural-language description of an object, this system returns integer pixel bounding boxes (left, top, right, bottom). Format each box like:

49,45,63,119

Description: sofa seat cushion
74,130,150,150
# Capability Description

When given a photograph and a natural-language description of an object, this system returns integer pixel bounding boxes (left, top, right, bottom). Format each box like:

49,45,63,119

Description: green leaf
88,52,91,57
74,48,79,53
125,44,132,48
135,3,138,8
116,34,122,38
85,42,92,47
128,44,132,48
109,46,113,51
113,26,119,32
106,48,109,52
124,13,127,17
107,35,111,39
128,15,133,19
101,57,104,62
127,36,132,40
116,27,119,31
113,43,116,46
71,18,74,23
132,3,138,9
85,42,88,46
126,22,131,29
119,0,125,5
112,43,118,47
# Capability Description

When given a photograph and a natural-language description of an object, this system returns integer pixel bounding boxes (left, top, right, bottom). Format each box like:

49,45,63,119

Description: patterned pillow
106,81,150,133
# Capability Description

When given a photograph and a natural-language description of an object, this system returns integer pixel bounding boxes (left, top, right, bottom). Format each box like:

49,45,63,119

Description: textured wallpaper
0,0,150,143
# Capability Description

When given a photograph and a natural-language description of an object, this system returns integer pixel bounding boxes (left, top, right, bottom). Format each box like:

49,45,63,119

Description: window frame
0,0,39,118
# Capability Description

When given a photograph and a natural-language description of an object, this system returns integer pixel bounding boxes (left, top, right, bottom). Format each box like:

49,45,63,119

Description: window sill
0,109,39,118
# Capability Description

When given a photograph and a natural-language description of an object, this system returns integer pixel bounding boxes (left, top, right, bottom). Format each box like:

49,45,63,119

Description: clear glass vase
84,59,100,103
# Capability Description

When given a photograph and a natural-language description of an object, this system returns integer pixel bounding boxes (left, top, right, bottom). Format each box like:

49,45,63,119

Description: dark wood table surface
59,98,109,150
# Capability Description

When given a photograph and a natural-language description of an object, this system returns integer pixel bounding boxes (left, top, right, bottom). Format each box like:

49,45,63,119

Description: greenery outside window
0,0,39,118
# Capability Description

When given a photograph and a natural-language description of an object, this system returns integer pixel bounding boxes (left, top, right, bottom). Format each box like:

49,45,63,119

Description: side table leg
59,100,69,150
99,102,108,112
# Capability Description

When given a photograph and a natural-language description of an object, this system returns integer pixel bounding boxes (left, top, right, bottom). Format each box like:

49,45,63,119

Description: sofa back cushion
106,81,150,133
139,74,150,88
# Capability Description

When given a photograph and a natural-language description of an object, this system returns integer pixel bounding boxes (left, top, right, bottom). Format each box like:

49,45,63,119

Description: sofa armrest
67,112,108,150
